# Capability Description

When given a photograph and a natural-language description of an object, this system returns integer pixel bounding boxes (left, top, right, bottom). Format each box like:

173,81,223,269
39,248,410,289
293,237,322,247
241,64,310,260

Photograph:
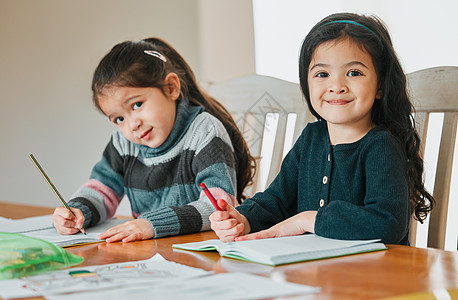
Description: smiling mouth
140,129,152,139
326,99,352,105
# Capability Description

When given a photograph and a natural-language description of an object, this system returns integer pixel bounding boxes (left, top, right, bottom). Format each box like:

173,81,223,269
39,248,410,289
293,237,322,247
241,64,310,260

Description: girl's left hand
235,211,317,241
98,219,155,243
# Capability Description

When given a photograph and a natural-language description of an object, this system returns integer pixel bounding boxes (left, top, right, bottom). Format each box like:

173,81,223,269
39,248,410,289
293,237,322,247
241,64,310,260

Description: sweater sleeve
138,114,238,238
314,133,411,244
68,135,125,228
236,127,307,233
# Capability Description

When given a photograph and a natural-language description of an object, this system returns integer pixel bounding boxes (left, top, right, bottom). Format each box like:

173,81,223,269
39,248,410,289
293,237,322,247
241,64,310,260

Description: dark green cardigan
237,120,410,245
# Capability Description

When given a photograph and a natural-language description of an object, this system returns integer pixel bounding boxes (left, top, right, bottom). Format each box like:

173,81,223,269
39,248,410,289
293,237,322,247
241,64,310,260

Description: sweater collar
138,99,204,157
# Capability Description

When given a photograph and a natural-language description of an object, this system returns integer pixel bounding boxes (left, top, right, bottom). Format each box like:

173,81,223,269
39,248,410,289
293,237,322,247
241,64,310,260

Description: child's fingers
217,198,231,211
52,207,85,233
120,229,151,243
120,234,138,243
214,199,243,222
53,206,74,220
218,234,236,243
231,223,245,237
98,226,119,240
98,227,126,243
210,200,247,242
209,210,231,223
216,223,246,242
106,232,127,243
235,229,274,241
71,209,85,230
212,222,245,242
55,225,80,235
99,219,154,243
52,207,78,235
52,216,80,235
210,217,239,231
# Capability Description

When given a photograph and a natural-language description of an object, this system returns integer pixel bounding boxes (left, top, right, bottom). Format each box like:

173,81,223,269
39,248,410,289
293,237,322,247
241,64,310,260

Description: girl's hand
98,219,155,243
235,211,317,241
52,206,85,235
209,199,251,242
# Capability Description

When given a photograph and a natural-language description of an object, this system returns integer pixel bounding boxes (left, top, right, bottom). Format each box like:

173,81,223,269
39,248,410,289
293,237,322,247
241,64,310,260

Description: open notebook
173,234,386,266
0,215,129,247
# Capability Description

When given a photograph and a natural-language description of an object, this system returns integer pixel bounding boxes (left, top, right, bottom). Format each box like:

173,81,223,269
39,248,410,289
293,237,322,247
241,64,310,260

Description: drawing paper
44,272,319,300
0,254,210,299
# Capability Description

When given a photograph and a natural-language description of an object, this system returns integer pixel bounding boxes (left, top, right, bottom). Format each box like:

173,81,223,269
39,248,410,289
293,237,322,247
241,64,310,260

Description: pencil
29,154,86,235
200,182,222,211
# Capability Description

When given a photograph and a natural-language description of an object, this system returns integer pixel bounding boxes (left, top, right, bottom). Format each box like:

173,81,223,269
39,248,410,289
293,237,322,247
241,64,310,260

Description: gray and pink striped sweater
68,100,237,238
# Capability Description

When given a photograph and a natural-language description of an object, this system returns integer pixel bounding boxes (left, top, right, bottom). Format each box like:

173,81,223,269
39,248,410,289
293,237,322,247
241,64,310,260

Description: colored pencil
200,182,222,211
29,154,86,235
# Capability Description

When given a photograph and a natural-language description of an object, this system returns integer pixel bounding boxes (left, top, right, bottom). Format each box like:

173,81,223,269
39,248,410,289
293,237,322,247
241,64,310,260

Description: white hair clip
144,50,167,63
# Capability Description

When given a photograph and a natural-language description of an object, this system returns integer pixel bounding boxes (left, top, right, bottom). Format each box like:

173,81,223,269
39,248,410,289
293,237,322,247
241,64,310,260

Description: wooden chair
407,66,458,249
207,74,314,196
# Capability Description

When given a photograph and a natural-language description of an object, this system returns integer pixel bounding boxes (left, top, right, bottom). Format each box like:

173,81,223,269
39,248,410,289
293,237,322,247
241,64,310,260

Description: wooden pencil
29,154,86,235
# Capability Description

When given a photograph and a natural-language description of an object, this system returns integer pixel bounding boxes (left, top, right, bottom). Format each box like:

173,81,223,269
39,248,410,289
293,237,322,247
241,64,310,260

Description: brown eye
115,116,124,124
348,70,362,77
133,102,143,110
316,72,329,78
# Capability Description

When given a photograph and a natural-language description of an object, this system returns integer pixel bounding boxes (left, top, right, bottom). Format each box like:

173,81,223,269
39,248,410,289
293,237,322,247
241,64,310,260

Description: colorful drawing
0,255,210,299
21,261,181,292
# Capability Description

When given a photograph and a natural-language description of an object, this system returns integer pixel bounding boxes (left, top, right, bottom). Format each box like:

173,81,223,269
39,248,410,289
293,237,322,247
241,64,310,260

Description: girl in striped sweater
52,38,255,242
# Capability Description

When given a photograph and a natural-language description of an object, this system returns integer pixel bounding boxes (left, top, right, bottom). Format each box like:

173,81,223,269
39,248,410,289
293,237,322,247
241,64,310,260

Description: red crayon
200,183,222,211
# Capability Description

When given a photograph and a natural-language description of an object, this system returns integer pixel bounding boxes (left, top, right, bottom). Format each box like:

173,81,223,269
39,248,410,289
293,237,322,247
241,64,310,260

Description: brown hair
91,37,255,202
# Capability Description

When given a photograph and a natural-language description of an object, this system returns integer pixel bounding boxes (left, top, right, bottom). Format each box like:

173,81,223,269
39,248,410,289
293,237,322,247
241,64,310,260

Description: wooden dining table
1,201,458,299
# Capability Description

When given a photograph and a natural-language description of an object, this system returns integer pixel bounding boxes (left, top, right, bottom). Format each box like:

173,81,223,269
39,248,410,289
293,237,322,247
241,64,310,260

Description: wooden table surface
2,201,458,299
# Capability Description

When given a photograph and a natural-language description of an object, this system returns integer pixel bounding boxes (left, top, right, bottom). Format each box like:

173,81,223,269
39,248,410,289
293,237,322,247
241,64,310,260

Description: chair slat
266,113,288,187
208,74,306,195
407,66,458,250
428,112,457,248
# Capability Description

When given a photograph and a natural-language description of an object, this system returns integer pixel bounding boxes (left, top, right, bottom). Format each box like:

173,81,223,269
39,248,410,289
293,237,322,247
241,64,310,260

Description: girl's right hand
52,206,85,235
209,199,250,242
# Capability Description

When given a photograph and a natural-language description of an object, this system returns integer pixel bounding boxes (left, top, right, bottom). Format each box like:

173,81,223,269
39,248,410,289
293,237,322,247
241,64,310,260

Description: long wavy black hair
298,12,434,222
91,37,255,202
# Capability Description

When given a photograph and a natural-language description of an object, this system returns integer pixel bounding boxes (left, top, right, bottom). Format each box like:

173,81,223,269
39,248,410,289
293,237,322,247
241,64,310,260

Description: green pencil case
0,232,84,280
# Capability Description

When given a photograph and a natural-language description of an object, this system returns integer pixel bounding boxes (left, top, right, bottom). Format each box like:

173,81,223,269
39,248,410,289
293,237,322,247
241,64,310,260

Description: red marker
200,182,222,211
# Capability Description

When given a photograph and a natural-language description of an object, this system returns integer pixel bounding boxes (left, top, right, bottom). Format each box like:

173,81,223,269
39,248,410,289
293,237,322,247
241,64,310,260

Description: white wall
0,0,255,213
253,0,458,81
198,0,255,83
0,0,198,210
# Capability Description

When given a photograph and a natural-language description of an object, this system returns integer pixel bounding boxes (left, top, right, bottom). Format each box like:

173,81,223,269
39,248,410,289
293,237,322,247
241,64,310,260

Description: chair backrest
207,74,314,196
407,66,458,249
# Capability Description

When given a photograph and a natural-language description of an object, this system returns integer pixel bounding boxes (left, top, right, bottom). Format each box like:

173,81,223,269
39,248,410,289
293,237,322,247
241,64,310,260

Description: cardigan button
322,176,328,184
319,199,325,207
328,153,330,161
